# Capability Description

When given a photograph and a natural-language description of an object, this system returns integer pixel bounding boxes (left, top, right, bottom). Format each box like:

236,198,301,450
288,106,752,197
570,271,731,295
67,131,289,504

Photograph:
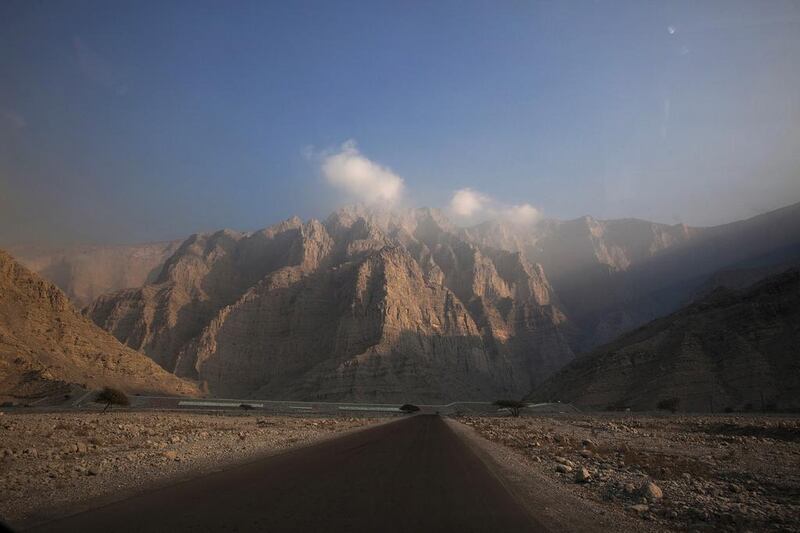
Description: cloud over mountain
448,187,541,226
321,140,404,205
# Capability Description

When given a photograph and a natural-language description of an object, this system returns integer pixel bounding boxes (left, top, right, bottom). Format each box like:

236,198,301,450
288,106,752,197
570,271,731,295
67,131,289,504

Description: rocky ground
0,410,381,527
458,413,800,532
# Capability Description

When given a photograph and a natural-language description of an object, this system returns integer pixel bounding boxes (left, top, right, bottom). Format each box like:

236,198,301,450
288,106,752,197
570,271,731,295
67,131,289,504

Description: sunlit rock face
86,207,573,401
0,250,197,399
85,202,800,402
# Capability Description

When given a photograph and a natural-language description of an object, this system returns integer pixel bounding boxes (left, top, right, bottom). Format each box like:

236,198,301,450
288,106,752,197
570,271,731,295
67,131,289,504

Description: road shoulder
445,417,657,533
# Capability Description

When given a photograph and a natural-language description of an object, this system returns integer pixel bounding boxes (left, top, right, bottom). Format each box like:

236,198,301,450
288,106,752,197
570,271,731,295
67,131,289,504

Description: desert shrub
239,403,254,410
656,398,680,413
399,404,420,413
494,399,526,417
95,387,129,412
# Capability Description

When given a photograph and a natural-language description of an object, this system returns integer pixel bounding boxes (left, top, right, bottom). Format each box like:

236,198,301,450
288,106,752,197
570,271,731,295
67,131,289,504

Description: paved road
27,416,545,532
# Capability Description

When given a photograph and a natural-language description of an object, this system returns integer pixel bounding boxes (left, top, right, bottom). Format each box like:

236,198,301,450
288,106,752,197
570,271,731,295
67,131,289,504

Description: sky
1,0,799,245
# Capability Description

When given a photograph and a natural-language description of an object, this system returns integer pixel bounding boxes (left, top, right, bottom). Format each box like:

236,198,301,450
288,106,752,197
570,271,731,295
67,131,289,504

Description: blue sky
1,0,799,245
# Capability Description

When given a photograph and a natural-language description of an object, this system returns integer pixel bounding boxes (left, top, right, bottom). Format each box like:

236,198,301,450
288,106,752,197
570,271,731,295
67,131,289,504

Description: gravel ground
0,410,382,527
457,413,800,532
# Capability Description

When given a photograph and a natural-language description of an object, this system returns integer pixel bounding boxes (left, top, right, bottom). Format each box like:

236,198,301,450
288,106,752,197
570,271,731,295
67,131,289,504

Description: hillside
0,250,198,400
88,207,574,402
528,269,800,411
8,241,181,307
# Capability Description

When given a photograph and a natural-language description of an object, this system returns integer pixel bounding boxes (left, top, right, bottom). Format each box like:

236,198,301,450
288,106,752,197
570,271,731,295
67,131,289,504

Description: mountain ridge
0,249,198,400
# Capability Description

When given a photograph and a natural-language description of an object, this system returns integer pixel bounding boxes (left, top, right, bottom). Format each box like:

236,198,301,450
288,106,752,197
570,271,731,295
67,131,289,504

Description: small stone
76,442,88,453
624,483,636,494
629,504,649,513
574,467,591,483
580,449,593,458
170,436,181,444
87,466,101,476
582,439,595,448
640,481,663,500
163,450,178,461
556,463,573,473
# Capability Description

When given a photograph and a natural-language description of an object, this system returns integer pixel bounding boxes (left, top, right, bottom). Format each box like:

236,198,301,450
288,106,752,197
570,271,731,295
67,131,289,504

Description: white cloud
503,203,542,225
449,188,490,217
321,140,404,205
448,188,542,226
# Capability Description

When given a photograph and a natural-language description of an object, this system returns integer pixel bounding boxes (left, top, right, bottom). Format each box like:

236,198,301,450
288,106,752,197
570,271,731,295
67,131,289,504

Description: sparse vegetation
399,403,420,413
656,397,680,413
493,399,526,417
94,387,129,413
239,403,254,410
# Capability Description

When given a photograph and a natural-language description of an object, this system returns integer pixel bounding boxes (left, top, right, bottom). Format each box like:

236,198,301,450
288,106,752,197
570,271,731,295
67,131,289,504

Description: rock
580,449,593,458
87,466,101,476
554,456,575,467
623,483,636,494
162,450,178,461
582,438,595,448
629,504,649,513
574,467,591,483
640,481,663,500
76,442,88,453
556,464,573,473
170,436,181,444
22,447,37,458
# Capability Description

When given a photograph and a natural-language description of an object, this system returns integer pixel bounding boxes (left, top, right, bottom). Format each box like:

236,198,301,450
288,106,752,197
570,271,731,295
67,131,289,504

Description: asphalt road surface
27,415,546,532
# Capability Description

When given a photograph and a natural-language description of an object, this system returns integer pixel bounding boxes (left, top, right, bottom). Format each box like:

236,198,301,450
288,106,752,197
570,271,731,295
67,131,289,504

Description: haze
1,0,799,246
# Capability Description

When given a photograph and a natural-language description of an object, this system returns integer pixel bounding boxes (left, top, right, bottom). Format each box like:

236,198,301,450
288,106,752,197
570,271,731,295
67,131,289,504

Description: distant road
27,416,545,532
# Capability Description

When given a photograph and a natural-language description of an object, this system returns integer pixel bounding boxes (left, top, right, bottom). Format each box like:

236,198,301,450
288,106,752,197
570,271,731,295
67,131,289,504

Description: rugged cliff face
87,218,317,371
528,269,800,411
8,241,181,308
69,201,800,402
0,250,197,400
87,207,574,401
467,202,800,351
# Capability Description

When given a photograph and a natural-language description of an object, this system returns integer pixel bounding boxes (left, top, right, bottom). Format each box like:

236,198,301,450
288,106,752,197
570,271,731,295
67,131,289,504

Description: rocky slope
7,241,181,307
528,269,800,411
0,250,197,400
88,207,574,402
78,201,800,403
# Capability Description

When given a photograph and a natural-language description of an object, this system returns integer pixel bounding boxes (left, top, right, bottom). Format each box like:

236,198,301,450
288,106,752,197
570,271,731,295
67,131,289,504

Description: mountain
7,241,182,307
88,207,574,402
528,269,800,411
467,202,800,350
0,250,197,400
43,200,800,402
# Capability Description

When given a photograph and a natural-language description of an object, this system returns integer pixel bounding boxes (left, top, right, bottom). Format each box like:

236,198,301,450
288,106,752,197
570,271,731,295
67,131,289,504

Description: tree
95,387,129,413
399,403,420,414
656,397,680,413
494,399,526,417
